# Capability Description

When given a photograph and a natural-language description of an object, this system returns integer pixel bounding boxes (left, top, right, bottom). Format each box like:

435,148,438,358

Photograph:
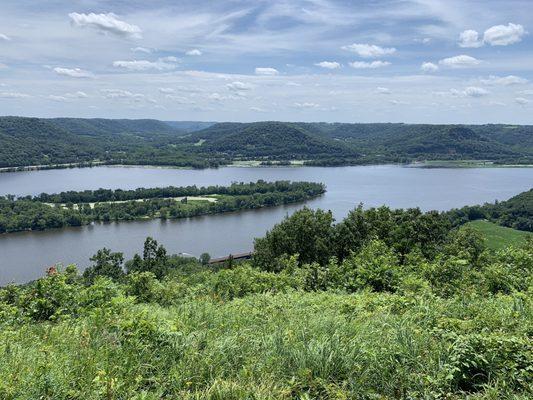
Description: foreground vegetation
1,200,532,399
0,181,325,233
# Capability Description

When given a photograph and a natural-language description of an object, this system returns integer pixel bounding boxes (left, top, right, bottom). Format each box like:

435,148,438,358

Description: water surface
1,165,531,284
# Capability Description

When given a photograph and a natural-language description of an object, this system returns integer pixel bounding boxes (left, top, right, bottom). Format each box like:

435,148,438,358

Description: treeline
447,188,533,232
0,181,325,233
27,180,322,203
0,204,531,398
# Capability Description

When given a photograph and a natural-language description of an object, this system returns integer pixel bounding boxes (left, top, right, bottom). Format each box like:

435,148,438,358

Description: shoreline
1,159,533,174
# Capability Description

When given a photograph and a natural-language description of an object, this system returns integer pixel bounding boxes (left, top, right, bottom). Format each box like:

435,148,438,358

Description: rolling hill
1,117,532,168
51,118,183,139
0,116,216,168
184,121,358,159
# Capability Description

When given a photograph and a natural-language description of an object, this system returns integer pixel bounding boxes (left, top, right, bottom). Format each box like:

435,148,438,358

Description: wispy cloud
255,67,279,75
53,67,94,78
349,61,390,69
0,92,31,98
480,75,527,86
69,12,142,39
341,43,396,58
315,61,341,69
113,58,179,71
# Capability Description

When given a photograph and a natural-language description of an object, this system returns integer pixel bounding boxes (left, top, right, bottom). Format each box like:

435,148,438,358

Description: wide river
1,165,532,284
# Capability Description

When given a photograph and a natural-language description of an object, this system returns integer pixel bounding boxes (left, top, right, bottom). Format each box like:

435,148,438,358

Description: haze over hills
1,116,533,169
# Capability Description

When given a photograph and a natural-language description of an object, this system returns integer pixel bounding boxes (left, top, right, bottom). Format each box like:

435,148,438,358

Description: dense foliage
1,202,532,398
448,188,533,232
0,116,221,169
186,121,533,165
2,117,533,169
0,181,325,233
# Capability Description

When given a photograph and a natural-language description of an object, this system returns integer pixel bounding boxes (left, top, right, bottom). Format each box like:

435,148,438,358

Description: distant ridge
0,116,532,168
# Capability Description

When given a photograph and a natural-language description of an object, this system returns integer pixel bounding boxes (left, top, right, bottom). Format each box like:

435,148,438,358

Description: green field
466,220,531,249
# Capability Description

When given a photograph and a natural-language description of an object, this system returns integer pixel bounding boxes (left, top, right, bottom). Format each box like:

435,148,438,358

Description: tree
253,207,335,271
83,248,125,283
126,237,169,278
337,240,399,292
199,252,211,265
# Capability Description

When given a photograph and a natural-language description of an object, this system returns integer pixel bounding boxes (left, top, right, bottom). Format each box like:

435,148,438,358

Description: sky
0,0,532,124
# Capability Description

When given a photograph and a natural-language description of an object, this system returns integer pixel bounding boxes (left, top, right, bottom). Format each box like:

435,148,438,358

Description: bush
335,240,400,292
200,265,302,300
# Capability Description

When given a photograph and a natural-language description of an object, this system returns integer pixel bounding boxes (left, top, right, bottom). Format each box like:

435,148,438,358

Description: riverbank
407,160,533,168
4,158,533,174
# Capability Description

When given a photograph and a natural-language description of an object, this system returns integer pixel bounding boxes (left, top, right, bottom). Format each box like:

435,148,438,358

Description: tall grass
1,291,531,399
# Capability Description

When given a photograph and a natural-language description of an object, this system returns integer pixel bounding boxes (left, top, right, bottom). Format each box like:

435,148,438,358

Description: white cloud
255,67,279,75
131,47,151,53
483,23,525,46
458,23,526,49
54,67,94,78
421,62,439,72
293,102,319,108
480,75,528,86
250,106,268,112
341,43,396,58
65,91,88,98
515,97,529,105
69,12,142,39
439,55,481,68
389,99,410,105
165,95,195,104
314,61,341,69
226,81,253,91
207,93,225,101
376,87,391,94
458,30,483,48
159,87,175,94
0,34,11,41
0,92,30,98
349,61,390,69
112,58,178,71
160,56,179,62
101,89,144,99
47,95,68,102
186,49,202,56
463,86,489,97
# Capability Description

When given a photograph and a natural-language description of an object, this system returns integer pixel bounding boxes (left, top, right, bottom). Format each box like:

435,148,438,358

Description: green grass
466,220,531,250
1,291,531,399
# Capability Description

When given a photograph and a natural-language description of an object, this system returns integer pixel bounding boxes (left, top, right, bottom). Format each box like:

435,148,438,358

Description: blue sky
0,0,532,123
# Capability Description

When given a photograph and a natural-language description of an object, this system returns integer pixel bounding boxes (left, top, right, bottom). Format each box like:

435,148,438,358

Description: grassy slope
466,220,531,249
1,291,530,399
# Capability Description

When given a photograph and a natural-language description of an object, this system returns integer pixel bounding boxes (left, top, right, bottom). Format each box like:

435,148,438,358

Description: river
1,165,532,284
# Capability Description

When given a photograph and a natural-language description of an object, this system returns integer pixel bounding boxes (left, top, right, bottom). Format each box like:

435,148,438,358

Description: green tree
337,240,399,292
83,248,125,284
199,252,211,265
253,207,335,271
